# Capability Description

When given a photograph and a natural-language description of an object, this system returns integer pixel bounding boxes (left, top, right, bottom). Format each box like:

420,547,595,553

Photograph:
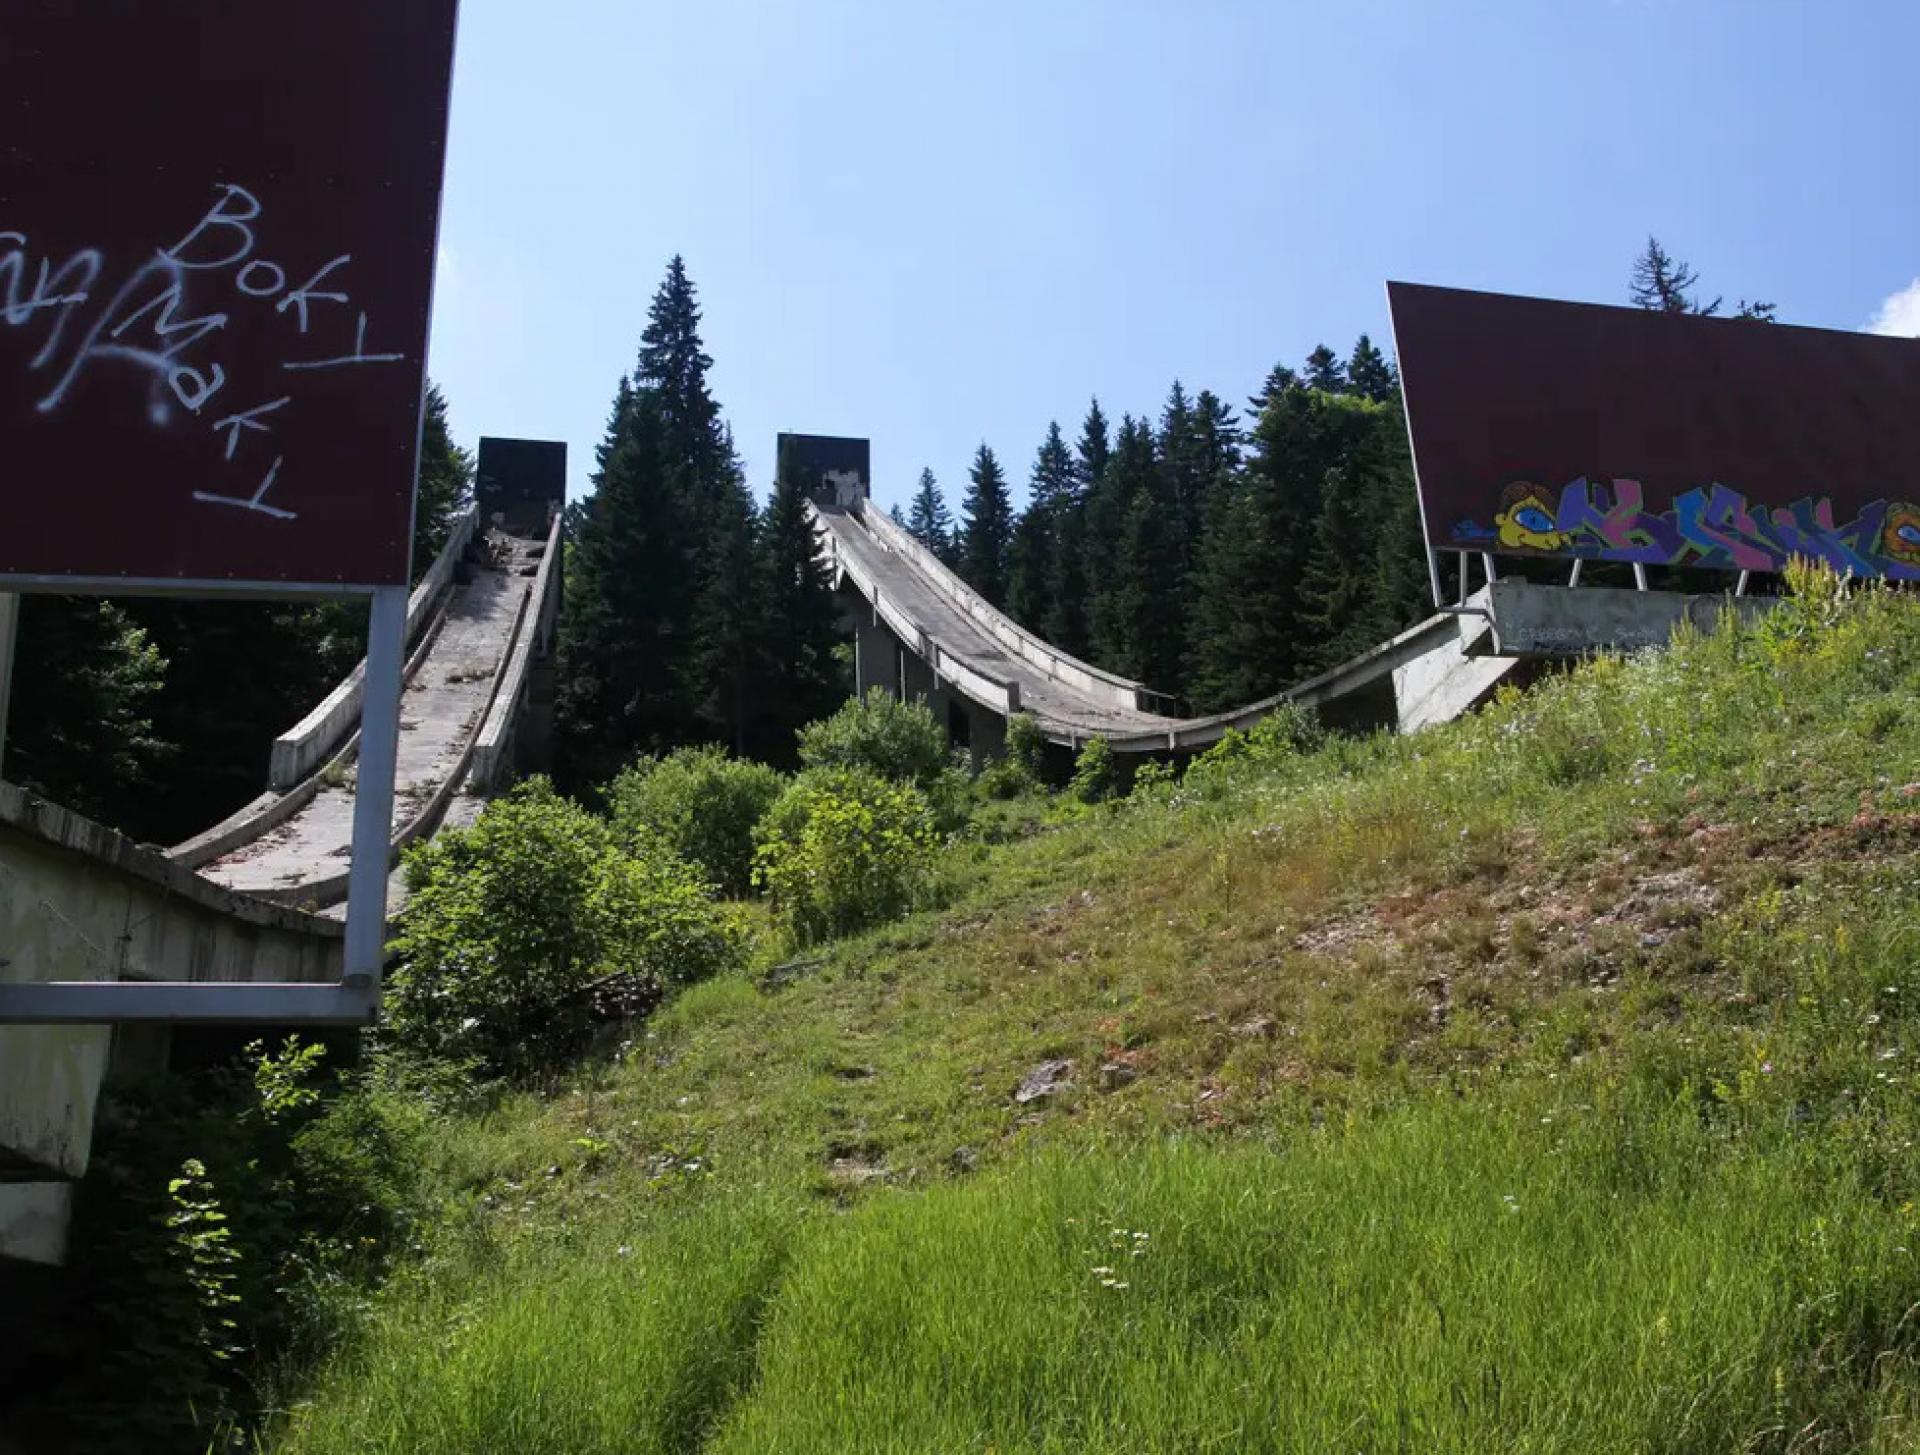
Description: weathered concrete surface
267,509,479,789
0,784,342,1181
0,1183,71,1266
198,534,537,907
1486,579,1773,657
815,501,1183,741
469,515,563,792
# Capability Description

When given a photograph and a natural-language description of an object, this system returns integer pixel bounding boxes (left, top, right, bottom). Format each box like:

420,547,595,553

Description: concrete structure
0,509,565,1265
0,785,343,1263
1482,578,1774,657
811,492,1523,758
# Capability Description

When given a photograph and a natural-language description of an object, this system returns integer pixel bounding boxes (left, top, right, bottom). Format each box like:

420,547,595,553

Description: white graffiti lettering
210,395,290,459
160,183,261,270
7,179,406,528
282,310,404,371
193,454,295,520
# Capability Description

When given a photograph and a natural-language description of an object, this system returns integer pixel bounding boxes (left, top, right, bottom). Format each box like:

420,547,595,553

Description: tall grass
269,578,1920,1453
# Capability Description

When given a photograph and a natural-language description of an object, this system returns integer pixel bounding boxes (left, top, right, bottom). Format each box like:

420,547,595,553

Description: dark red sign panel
1388,282,1920,582
0,1,458,590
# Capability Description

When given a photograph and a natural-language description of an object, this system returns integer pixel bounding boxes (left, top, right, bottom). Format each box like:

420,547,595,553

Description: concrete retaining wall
470,514,564,793
0,784,341,1181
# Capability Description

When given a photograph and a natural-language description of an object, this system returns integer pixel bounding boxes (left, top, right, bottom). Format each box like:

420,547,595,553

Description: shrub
607,746,784,896
1005,712,1047,780
389,779,744,1071
753,767,939,944
1068,736,1117,804
797,688,950,791
1184,702,1326,794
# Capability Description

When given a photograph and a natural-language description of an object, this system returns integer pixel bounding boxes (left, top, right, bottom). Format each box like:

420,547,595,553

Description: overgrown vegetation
608,746,784,896
388,779,744,1073
225,573,1920,1452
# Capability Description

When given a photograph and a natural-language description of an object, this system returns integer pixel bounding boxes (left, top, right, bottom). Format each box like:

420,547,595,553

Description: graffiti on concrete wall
1452,477,1920,581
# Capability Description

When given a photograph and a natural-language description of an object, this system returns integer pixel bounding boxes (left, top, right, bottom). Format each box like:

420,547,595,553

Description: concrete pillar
853,611,899,700
966,701,1007,771
0,591,17,781
899,651,952,735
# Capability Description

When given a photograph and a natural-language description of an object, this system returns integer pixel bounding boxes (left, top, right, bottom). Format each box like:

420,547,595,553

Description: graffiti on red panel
1453,478,1920,581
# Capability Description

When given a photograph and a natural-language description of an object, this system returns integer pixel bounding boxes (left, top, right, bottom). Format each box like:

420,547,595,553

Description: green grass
268,578,1920,1453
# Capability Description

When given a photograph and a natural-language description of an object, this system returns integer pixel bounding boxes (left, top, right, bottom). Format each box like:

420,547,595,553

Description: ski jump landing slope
811,498,1517,751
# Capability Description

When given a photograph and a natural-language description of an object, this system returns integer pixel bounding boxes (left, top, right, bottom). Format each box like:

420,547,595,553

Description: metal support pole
343,585,408,992
1568,558,1583,588
1457,550,1470,607
1632,563,1649,592
0,592,17,781
1480,552,1499,583
1734,569,1751,597
1425,548,1445,610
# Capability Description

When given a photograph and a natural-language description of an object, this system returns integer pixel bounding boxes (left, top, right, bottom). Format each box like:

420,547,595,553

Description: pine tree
6,597,168,823
1074,399,1111,495
959,443,1014,606
685,430,759,753
1629,236,1712,314
1303,344,1346,393
751,445,846,762
1089,417,1183,688
1345,335,1397,403
1629,235,1775,321
555,256,747,787
413,381,474,576
1247,363,1297,417
1008,422,1075,630
889,503,908,527
555,390,699,789
906,467,956,563
1158,381,1207,575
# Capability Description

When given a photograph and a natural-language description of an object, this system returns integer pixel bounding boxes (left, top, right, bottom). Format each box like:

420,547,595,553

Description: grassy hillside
270,575,1920,1453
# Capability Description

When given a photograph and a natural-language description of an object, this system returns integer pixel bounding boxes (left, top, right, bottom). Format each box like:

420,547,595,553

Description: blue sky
426,1,1920,516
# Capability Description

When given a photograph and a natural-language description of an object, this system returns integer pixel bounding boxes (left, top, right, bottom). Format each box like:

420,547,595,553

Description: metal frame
0,582,405,1025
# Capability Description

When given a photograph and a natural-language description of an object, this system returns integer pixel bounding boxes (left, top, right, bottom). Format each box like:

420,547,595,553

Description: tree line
898,335,1426,710
7,237,1770,835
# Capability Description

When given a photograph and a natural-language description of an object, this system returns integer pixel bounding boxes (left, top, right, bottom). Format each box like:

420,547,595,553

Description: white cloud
1866,277,1920,337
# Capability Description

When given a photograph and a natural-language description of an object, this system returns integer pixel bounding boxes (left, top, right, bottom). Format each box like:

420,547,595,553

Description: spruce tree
685,431,759,753
1158,381,1207,576
752,446,846,762
413,381,474,575
1008,421,1075,630
906,467,956,563
556,256,748,787
1089,417,1183,688
1074,399,1111,494
555,390,698,789
1345,335,1397,403
1303,344,1346,393
1248,363,1297,417
1629,235,1775,321
6,597,168,824
959,443,1014,606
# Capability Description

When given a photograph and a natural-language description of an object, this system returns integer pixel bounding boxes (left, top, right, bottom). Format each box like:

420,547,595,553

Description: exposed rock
1099,1062,1138,1092
1230,1014,1276,1040
1014,1058,1073,1104
949,1145,979,1173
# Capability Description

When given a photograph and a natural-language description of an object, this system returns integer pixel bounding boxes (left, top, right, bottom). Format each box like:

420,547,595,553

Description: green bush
607,746,784,897
1068,736,1117,804
1184,702,1326,793
797,688,949,791
390,779,744,1071
752,767,939,944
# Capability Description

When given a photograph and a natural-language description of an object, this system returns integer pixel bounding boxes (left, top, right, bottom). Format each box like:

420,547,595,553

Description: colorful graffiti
1452,478,1920,582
